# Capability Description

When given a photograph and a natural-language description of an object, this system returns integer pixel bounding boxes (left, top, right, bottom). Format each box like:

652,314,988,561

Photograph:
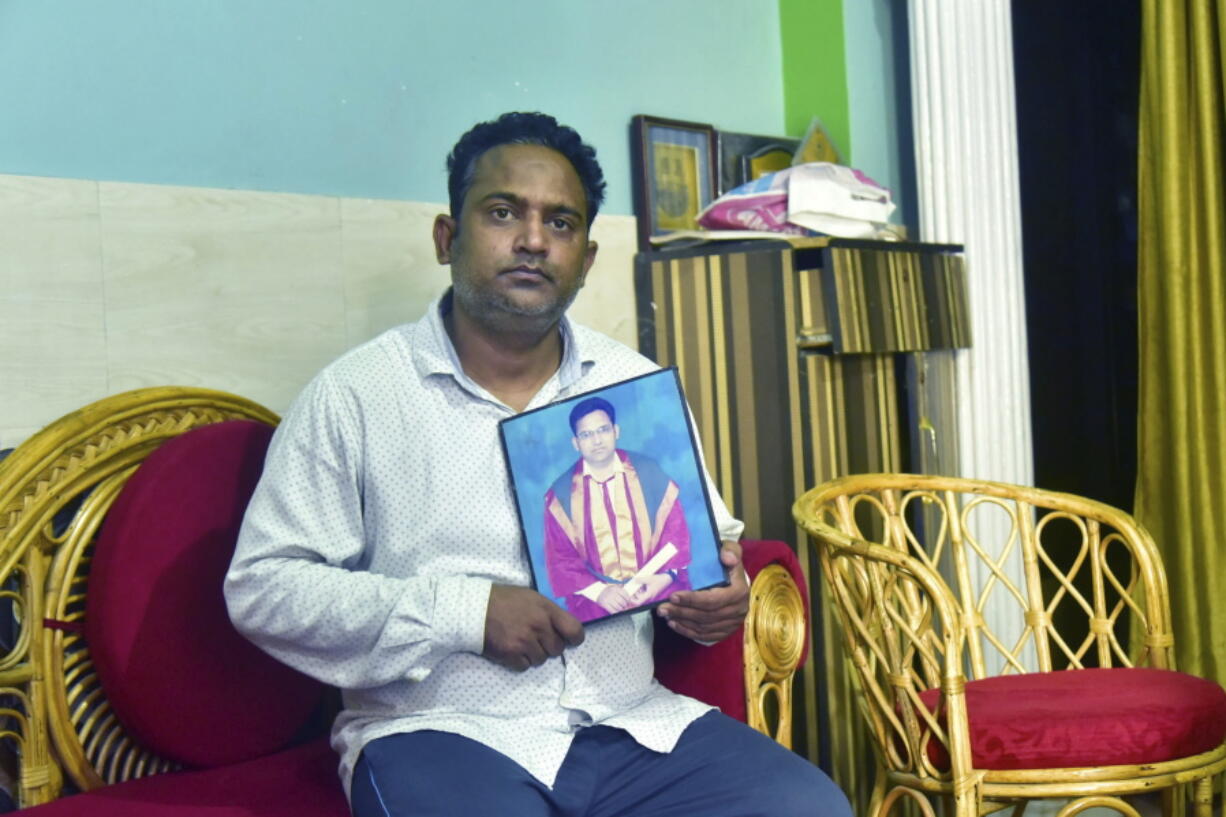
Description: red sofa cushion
653,539,809,721
918,667,1226,770
86,420,326,769
20,738,347,816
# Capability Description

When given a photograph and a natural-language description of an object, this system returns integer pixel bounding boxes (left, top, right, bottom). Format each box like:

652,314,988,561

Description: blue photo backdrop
499,368,726,609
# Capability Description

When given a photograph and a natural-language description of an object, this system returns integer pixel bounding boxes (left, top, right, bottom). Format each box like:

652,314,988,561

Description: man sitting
225,111,851,817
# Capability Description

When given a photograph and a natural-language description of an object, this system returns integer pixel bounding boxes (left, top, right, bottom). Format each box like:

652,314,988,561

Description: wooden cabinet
635,237,968,795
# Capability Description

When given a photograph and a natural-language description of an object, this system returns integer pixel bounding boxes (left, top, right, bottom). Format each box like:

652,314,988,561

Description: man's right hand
483,585,585,672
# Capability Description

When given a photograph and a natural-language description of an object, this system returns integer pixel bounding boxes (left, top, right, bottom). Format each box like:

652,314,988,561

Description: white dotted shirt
224,293,745,798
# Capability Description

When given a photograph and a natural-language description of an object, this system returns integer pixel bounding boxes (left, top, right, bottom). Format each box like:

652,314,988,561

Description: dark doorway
1012,1,1140,512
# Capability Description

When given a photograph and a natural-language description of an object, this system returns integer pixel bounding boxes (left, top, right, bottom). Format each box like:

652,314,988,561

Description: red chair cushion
918,667,1226,770
19,738,347,816
653,539,809,721
86,420,326,769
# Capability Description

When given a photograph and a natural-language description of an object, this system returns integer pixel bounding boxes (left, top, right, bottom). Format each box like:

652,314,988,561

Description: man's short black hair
446,112,607,228
569,397,616,434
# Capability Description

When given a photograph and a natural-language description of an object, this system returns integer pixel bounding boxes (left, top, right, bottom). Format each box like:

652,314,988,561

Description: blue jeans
350,711,850,817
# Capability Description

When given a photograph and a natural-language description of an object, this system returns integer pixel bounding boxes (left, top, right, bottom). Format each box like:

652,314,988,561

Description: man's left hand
656,540,749,643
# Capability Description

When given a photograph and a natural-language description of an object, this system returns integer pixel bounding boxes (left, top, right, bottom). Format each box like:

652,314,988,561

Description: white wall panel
340,197,451,349
0,173,642,449
99,181,348,414
0,175,108,448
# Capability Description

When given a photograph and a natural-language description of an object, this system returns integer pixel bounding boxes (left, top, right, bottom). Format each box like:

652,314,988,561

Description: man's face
572,409,619,469
433,143,598,334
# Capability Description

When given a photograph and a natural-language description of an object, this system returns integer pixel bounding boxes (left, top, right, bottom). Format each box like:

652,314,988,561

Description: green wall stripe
779,0,852,163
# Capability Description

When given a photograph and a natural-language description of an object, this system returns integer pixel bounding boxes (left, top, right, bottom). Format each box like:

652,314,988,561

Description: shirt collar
582,454,626,481
410,289,465,379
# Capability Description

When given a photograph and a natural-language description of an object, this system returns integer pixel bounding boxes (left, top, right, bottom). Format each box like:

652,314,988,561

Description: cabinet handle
796,330,833,349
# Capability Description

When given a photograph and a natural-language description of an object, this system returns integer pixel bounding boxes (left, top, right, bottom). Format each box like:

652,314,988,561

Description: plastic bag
786,163,895,237
696,172,811,235
697,163,895,238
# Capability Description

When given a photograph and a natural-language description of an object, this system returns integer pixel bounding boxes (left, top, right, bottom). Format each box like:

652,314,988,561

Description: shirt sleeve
224,371,489,689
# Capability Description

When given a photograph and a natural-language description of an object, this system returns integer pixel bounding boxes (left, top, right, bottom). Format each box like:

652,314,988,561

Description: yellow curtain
1135,0,1226,684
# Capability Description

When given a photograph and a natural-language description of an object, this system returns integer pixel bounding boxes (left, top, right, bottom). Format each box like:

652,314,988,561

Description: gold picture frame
629,115,717,250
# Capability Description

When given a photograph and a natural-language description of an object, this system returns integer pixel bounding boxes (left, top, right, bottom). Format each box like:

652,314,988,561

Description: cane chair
0,387,346,815
793,473,1226,817
0,386,810,813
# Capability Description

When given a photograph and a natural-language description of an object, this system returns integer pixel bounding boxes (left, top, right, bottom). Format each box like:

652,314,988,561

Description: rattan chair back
0,387,277,805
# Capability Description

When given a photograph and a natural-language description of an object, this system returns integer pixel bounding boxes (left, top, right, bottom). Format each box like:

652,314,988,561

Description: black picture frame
499,368,728,624
629,115,718,251
716,131,801,195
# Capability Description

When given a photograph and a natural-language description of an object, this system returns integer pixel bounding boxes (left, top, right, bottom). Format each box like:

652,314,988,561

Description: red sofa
0,388,809,814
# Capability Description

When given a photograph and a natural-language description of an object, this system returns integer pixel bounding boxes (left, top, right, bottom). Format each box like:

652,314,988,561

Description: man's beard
451,273,580,337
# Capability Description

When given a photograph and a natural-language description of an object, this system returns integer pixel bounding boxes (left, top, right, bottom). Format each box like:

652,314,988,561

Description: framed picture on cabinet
629,115,718,251
716,131,801,194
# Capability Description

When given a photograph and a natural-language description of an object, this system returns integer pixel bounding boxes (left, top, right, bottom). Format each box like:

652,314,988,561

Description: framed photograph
629,115,718,251
499,368,728,624
716,131,802,194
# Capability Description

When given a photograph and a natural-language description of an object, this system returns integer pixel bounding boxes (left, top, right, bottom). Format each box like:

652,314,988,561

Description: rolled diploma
622,542,678,597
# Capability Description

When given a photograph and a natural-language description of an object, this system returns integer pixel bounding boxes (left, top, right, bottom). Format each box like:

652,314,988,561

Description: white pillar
908,0,1035,672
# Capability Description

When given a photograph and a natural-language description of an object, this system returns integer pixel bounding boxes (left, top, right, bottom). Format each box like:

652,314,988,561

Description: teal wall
1,1,912,225
0,0,785,216
844,0,914,228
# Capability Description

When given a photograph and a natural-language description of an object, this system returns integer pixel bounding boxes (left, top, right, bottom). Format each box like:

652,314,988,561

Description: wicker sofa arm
652,538,810,748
